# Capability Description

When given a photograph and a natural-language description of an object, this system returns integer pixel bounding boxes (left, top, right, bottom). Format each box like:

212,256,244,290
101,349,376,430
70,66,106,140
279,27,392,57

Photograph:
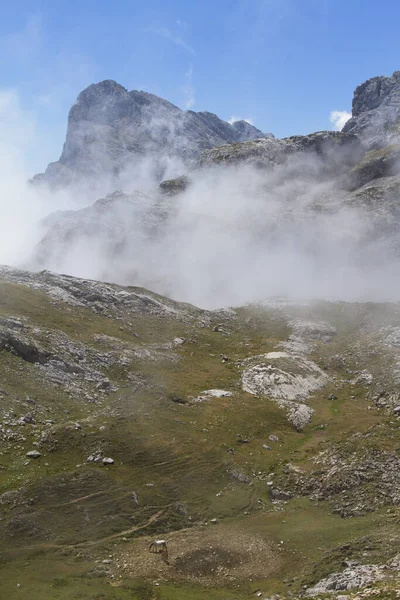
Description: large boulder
159,175,190,196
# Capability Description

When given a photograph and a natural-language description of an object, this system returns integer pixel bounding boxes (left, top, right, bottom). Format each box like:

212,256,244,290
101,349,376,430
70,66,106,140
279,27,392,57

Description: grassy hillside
1,268,400,599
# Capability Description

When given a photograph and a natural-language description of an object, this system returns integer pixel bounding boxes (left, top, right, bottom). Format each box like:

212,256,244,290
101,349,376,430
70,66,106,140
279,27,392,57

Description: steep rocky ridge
32,80,272,193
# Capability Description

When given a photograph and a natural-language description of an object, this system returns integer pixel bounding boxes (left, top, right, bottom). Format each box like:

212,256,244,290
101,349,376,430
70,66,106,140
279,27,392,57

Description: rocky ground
1,267,400,599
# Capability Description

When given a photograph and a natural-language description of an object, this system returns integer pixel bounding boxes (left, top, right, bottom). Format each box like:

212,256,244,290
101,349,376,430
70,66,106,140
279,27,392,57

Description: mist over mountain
22,70,400,308
32,80,273,196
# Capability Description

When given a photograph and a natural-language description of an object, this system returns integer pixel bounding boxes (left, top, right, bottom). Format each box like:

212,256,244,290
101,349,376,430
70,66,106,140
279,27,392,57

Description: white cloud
146,27,195,55
330,110,351,131
183,66,195,109
228,116,254,125
0,88,68,267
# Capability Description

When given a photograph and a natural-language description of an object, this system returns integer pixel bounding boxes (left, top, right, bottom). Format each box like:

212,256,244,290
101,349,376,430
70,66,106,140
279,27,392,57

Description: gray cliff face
343,70,400,147
32,80,271,191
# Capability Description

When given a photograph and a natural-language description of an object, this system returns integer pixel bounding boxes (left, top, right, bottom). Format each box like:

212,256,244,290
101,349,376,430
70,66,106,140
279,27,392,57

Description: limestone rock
241,352,326,430
241,352,328,402
191,389,233,403
305,564,386,595
343,70,400,148
32,80,270,194
26,450,41,459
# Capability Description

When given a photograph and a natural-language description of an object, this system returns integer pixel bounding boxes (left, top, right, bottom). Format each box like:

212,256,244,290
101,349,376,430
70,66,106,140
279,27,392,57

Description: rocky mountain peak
33,80,271,194
343,70,400,147
67,80,129,124
351,70,400,117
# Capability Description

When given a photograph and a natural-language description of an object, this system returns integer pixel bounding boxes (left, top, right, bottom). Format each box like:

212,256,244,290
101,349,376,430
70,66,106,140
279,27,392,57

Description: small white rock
26,450,41,459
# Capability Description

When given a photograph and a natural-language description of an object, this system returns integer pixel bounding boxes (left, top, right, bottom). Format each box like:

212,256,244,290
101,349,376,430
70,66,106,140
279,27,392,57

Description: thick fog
1,90,400,309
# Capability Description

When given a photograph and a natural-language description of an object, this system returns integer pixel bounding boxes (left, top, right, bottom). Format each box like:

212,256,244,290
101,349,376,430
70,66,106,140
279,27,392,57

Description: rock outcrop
240,343,329,430
348,144,400,189
343,70,400,148
305,564,386,596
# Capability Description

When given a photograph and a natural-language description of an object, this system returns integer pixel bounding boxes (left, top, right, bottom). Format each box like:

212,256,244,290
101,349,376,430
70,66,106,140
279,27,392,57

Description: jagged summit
33,79,272,193
343,69,400,147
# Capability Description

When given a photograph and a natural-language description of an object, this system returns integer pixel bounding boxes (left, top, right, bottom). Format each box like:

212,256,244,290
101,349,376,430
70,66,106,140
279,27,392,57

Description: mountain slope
1,267,400,599
6,69,400,599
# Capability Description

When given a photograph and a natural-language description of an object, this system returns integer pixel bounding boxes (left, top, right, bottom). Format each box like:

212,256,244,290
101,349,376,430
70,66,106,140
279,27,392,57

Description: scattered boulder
21,413,35,424
26,450,41,459
168,393,188,405
159,176,189,196
0,330,49,365
269,488,292,501
87,453,104,463
276,439,400,517
191,389,233,402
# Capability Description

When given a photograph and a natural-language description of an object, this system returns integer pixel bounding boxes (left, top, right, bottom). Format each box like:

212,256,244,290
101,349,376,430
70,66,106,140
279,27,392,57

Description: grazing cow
149,539,169,564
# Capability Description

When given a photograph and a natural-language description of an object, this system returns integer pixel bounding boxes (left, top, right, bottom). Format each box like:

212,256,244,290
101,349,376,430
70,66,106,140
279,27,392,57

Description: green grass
1,280,400,597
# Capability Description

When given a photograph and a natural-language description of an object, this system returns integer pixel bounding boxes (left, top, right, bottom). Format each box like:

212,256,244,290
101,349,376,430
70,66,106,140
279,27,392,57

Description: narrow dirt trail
20,509,165,552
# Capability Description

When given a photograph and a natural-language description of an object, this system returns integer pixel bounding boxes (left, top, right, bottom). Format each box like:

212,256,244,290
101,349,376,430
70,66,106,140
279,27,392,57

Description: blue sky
2,0,400,173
